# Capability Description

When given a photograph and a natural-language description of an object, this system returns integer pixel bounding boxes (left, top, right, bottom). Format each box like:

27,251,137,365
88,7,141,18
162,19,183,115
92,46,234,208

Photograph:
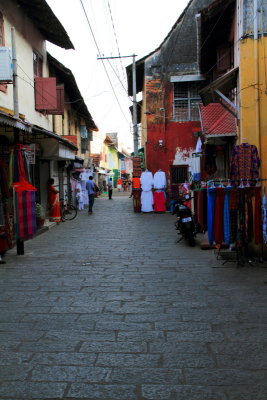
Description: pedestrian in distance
86,176,96,214
108,178,113,199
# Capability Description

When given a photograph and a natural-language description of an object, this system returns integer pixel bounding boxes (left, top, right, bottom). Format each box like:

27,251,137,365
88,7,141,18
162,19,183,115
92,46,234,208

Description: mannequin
140,169,154,212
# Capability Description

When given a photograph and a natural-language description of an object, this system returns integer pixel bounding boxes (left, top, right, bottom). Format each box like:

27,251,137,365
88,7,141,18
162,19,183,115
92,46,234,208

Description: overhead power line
79,0,129,124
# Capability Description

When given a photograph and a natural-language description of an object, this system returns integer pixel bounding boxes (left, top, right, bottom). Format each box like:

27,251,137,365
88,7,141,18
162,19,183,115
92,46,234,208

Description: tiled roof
199,103,237,137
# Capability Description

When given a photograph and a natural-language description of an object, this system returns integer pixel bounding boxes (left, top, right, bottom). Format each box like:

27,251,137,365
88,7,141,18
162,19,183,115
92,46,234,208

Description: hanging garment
230,143,260,181
207,188,216,245
195,137,202,153
223,188,231,245
153,191,166,212
254,186,262,244
229,189,239,243
262,192,267,244
76,181,84,210
140,171,154,212
214,188,225,244
132,177,141,189
141,190,154,212
47,184,61,222
190,157,201,182
140,170,153,191
14,189,37,240
153,171,166,189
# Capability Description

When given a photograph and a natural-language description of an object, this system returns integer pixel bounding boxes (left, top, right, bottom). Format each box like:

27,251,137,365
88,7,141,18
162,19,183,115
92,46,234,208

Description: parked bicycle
60,191,77,221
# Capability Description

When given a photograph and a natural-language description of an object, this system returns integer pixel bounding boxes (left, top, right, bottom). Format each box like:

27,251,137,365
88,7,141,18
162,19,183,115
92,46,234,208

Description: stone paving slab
0,196,267,399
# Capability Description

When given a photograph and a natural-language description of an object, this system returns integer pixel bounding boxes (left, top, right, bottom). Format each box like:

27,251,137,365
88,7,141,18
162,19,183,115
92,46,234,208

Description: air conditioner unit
0,47,13,82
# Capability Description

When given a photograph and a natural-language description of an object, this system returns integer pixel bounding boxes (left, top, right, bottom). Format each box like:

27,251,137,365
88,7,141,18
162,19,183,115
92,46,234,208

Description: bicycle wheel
62,205,77,220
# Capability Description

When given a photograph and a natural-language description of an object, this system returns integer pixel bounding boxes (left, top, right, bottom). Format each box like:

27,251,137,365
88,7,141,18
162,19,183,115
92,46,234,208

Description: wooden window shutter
217,45,231,72
34,77,57,111
46,85,64,115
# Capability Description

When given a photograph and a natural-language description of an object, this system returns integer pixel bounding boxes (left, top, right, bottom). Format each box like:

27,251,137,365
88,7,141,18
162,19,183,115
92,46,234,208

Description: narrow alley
1,195,267,400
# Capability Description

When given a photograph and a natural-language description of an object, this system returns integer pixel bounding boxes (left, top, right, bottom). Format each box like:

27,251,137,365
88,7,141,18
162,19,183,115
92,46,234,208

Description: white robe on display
153,170,167,189
140,170,154,212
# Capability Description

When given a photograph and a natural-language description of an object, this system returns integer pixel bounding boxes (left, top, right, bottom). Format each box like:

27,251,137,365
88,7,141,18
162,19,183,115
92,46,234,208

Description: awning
199,103,237,138
31,125,78,150
95,167,107,175
199,67,238,107
0,112,32,132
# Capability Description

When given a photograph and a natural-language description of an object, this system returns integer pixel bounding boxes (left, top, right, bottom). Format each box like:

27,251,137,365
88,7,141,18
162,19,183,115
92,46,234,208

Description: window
171,165,188,184
33,51,43,77
173,83,202,121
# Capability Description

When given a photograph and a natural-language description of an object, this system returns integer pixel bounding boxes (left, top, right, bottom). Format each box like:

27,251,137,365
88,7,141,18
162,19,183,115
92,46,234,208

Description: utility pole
11,27,19,118
132,54,138,156
11,27,24,255
97,54,138,156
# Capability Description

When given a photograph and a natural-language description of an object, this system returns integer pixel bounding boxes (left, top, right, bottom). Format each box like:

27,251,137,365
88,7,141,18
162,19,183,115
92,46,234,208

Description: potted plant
35,203,45,228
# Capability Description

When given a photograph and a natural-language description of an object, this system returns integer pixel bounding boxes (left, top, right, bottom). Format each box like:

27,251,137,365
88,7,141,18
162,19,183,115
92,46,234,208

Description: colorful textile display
207,185,263,246
230,143,260,181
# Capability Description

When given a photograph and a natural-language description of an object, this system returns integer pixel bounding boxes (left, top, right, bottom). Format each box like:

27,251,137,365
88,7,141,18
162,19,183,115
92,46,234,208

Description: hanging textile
223,188,231,245
262,191,267,244
214,188,225,244
153,170,166,189
230,143,260,181
207,188,216,245
254,186,262,244
14,189,37,240
153,191,166,212
0,161,13,253
140,170,153,212
229,188,239,243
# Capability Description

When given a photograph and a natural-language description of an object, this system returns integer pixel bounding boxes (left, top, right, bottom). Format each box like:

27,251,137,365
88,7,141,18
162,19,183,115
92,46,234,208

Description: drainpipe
253,0,260,154
195,13,202,73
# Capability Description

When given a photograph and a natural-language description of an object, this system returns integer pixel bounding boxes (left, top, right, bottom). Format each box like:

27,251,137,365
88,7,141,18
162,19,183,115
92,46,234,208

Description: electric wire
79,0,130,125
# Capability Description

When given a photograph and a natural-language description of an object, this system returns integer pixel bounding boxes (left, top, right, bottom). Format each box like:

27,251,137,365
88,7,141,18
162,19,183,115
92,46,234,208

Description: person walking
108,178,113,200
86,176,96,214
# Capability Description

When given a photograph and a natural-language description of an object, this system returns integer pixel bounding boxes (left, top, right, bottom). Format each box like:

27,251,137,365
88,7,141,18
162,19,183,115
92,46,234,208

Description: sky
46,0,190,151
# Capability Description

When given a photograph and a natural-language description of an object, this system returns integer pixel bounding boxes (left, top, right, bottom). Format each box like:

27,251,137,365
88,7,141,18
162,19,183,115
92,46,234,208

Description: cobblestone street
1,194,267,400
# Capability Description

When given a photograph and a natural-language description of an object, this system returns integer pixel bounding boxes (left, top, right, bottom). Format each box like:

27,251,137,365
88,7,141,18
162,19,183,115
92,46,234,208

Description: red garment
48,184,61,222
132,177,141,189
254,186,262,244
214,188,225,244
153,191,166,212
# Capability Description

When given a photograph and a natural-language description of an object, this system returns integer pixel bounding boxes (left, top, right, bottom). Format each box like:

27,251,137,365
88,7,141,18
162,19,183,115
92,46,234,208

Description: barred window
171,165,188,184
173,83,202,121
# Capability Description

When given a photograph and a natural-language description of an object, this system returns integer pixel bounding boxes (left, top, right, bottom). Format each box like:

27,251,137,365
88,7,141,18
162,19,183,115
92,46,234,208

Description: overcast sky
46,0,190,150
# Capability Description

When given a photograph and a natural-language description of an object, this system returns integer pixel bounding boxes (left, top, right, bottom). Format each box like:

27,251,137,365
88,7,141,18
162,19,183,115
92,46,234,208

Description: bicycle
60,191,77,221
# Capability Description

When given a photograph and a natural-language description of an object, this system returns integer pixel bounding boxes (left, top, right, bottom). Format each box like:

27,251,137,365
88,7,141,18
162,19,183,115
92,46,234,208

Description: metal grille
171,166,188,184
173,82,201,121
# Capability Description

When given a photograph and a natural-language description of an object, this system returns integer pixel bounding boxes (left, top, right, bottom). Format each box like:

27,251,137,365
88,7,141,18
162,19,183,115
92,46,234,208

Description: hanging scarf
207,188,216,245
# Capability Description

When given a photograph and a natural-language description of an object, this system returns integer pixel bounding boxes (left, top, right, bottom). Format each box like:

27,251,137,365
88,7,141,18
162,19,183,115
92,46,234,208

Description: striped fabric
15,190,37,240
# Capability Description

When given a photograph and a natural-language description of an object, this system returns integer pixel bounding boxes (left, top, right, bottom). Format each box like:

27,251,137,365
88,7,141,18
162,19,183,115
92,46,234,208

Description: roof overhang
199,67,239,108
0,112,32,132
16,0,74,49
31,125,78,151
199,103,237,138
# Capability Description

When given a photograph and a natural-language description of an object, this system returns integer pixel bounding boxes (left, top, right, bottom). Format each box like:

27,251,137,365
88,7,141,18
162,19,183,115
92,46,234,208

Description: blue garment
207,188,216,245
223,188,231,244
86,180,95,195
